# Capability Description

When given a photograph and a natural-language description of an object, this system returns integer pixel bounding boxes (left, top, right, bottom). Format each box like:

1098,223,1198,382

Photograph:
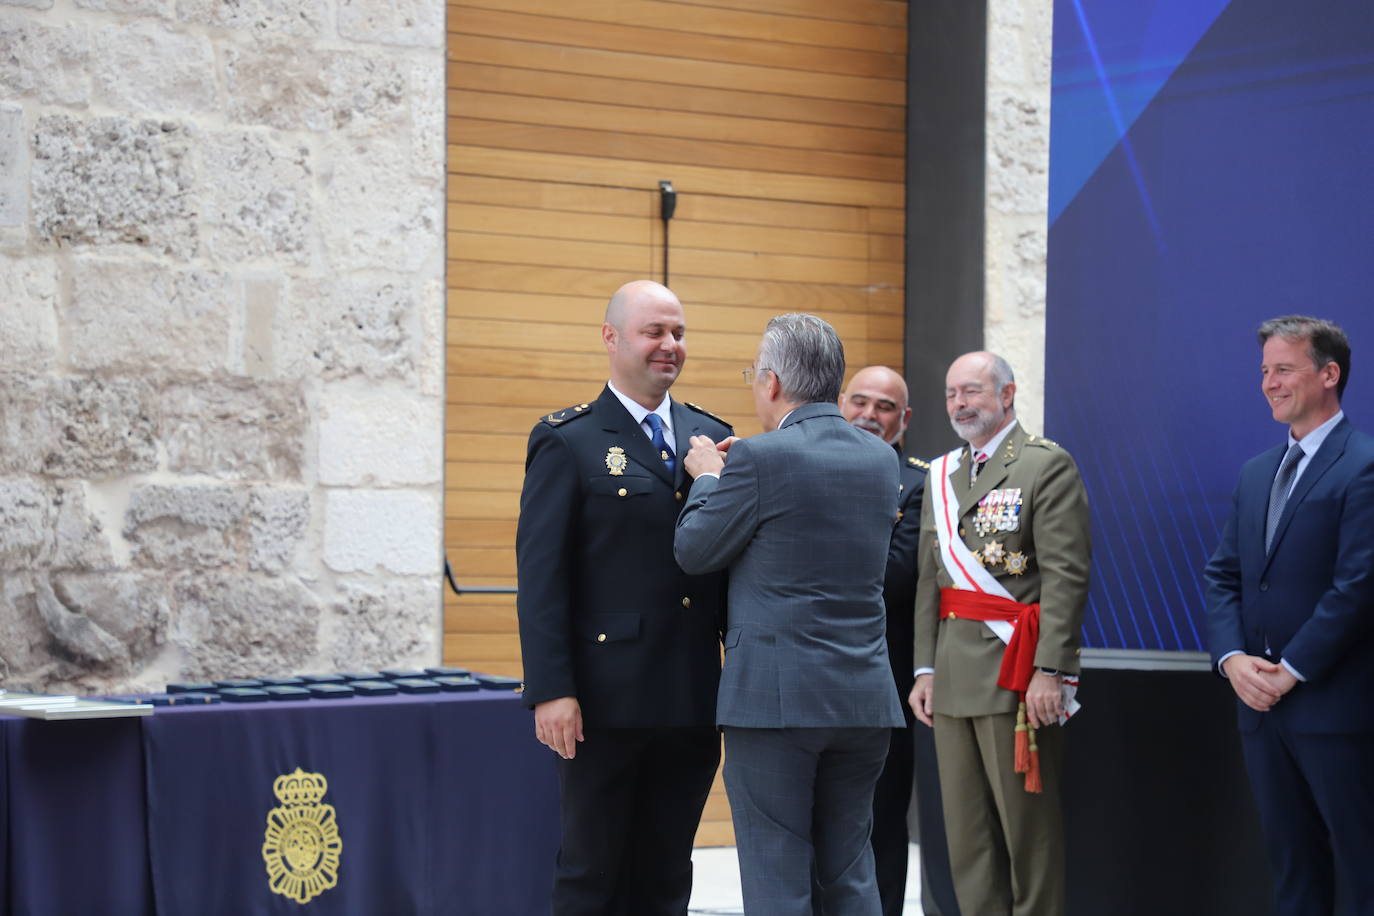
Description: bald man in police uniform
516,280,733,916
838,366,959,916
909,351,1090,916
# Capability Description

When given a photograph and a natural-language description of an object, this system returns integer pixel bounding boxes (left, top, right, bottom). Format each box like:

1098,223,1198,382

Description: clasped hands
1222,654,1298,712
683,435,739,479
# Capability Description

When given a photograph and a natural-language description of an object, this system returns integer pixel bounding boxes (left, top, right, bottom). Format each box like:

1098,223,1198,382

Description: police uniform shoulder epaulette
540,402,594,426
684,402,731,429
1025,434,1061,449
907,456,931,470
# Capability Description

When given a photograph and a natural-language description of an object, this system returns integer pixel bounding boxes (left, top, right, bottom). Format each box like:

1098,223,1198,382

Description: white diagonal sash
930,449,1015,639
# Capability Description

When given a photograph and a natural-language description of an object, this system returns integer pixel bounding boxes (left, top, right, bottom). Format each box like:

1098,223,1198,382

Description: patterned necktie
646,413,675,474
1265,443,1304,554
970,451,988,485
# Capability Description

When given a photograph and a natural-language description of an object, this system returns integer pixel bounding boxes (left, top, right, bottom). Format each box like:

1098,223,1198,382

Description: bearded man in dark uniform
838,365,960,916
515,279,732,916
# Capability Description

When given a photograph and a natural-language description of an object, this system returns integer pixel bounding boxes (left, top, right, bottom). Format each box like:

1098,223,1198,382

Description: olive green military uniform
913,422,1091,916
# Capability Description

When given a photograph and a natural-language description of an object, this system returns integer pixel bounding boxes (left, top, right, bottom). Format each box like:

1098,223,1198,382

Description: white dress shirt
607,380,673,446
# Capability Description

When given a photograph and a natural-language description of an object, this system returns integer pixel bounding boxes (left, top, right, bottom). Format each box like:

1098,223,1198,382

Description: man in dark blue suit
1205,315,1374,916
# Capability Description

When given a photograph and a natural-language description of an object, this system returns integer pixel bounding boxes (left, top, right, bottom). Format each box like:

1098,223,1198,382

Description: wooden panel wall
445,0,907,847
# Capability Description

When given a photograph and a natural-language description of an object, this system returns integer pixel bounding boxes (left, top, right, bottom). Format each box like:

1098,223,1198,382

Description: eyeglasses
741,366,774,385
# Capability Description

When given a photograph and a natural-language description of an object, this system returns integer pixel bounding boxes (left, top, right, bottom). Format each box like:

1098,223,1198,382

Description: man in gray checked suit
674,313,905,916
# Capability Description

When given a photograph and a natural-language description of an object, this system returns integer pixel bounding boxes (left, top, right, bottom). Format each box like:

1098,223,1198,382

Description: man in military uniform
838,365,960,916
909,351,1091,916
516,280,733,916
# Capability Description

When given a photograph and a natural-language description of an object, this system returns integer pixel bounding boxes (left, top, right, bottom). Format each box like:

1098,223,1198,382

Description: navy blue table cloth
2,690,558,915
3,712,152,915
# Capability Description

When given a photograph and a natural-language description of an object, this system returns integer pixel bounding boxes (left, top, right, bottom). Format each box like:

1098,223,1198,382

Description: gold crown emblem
273,768,329,807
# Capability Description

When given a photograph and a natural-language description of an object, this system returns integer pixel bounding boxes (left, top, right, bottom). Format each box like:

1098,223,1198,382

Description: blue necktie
645,413,676,474
1265,443,1304,554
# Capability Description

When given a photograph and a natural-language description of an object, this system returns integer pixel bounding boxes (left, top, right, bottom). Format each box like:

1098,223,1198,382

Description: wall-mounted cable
659,180,676,287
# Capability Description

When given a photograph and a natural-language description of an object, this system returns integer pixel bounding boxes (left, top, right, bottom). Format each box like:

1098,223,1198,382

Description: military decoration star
981,540,1006,566
1004,551,1029,576
605,446,627,476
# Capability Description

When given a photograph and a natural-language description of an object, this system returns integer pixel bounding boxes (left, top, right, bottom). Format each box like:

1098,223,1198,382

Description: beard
849,416,887,438
949,406,1004,443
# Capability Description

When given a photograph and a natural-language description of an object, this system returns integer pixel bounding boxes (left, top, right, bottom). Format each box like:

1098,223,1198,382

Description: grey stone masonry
124,484,251,569
0,0,446,694
200,131,314,266
176,0,327,39
172,573,321,680
66,260,233,372
337,0,445,49
0,258,58,369
328,578,440,671
160,378,307,480
34,116,198,258
985,0,1054,433
0,19,89,106
122,483,309,572
0,375,160,478
90,23,218,116
1,104,27,229
223,42,407,133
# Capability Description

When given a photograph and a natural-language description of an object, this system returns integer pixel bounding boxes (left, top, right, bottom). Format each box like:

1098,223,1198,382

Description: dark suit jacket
674,402,905,730
515,385,732,728
1205,417,1374,734
886,452,928,704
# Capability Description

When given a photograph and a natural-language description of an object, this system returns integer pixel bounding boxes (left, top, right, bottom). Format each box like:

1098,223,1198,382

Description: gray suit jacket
674,402,905,729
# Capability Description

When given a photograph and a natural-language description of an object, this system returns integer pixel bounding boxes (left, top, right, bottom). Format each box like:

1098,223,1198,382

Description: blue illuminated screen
1045,0,1374,651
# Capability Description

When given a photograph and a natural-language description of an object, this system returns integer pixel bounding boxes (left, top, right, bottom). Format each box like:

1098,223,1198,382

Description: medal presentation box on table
0,665,522,719
0,689,154,720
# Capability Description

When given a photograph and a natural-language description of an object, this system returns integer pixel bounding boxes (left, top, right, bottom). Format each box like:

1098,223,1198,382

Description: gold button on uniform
617,488,627,497
597,633,607,643
681,597,691,608
675,491,683,501
959,527,967,537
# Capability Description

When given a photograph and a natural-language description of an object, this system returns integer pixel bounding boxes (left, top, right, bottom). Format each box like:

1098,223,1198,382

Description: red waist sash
938,588,1045,793
939,588,1041,694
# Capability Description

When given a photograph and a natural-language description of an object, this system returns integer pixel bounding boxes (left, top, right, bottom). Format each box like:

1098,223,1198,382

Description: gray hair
988,352,1015,393
758,313,846,404
1258,315,1351,399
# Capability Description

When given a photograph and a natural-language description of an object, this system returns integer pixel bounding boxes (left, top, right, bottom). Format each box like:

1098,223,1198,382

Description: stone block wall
0,0,445,693
985,0,1053,433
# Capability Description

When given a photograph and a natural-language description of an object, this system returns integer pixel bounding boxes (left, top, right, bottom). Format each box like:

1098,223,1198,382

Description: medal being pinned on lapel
605,446,628,476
